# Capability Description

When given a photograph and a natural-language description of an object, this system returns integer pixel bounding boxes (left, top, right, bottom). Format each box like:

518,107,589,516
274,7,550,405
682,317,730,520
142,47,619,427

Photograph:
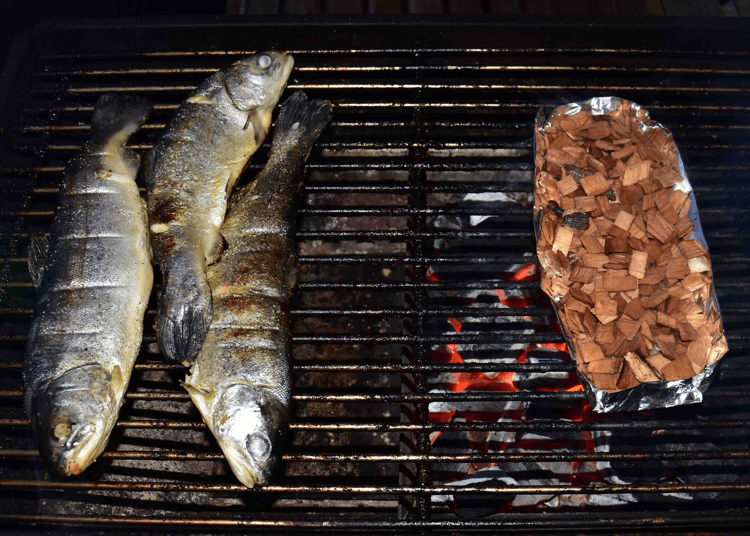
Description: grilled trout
24,94,153,476
184,92,332,488
146,51,294,365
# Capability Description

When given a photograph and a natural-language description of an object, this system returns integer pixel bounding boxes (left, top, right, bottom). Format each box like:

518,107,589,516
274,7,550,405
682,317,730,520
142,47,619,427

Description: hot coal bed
0,17,749,533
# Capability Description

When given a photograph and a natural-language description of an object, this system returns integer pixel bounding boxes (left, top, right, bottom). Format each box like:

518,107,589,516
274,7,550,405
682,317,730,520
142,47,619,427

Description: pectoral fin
182,378,214,430
206,232,227,266
243,109,265,147
28,233,50,289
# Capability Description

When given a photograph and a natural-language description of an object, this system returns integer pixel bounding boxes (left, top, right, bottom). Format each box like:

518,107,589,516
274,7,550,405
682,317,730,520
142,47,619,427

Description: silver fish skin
184,92,332,488
24,94,153,477
146,51,294,365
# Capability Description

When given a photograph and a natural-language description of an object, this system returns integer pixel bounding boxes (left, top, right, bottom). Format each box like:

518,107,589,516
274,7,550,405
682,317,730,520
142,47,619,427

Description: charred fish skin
24,94,153,477
184,92,332,488
146,51,294,366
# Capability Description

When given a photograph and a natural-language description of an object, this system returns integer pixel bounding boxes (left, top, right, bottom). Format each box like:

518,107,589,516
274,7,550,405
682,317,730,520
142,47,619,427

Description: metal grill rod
3,513,750,530
65,83,750,94
22,122,750,132
0,479,748,495
1,419,748,432
39,65,750,77
2,449,749,463
39,47,750,59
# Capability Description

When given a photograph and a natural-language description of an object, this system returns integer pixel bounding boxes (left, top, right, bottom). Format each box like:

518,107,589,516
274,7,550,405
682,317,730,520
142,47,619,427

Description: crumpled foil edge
533,96,727,413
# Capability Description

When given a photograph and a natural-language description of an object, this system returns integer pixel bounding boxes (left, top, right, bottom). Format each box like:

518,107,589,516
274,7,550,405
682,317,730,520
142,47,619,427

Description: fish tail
90,94,152,142
272,91,332,155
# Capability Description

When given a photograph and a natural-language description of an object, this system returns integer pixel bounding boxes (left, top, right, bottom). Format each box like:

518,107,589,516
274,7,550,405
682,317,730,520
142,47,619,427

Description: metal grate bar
37,47,750,59
65,83,750,94
2,449,750,463
2,513,750,531
39,65,750,77
1,419,748,432
0,480,749,495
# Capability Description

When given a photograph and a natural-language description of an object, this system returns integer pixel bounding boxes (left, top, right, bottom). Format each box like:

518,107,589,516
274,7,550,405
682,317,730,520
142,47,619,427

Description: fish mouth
276,53,294,83
29,364,115,477
211,384,289,488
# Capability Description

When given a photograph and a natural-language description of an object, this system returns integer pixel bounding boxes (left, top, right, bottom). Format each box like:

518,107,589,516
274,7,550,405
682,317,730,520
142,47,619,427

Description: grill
1,16,750,533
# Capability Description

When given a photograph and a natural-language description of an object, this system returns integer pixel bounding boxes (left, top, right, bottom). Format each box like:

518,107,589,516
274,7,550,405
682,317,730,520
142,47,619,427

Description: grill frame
0,15,749,533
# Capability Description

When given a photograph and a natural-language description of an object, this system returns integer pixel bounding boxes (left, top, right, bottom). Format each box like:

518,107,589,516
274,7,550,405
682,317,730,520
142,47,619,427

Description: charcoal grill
0,16,749,533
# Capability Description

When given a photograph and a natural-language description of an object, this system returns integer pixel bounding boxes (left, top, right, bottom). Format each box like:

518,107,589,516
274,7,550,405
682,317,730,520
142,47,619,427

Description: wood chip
617,315,641,340
611,145,637,160
595,322,616,345
602,275,637,292
665,257,689,282
593,293,618,324
652,167,682,188
628,251,648,280
661,357,697,381
678,239,706,259
623,352,660,383
675,217,694,238
588,372,619,391
616,365,640,390
612,210,635,231
682,272,705,292
656,311,679,330
647,212,677,243
575,196,598,213
579,172,612,196
552,226,574,256
578,341,605,363
622,160,650,186
623,298,646,320
686,332,712,372
588,358,623,375
570,265,597,284
582,253,609,269
646,353,672,376
557,175,579,196
688,256,710,273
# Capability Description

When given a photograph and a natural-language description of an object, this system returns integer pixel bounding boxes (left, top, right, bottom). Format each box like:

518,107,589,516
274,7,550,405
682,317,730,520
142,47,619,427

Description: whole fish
146,51,294,365
24,94,153,476
184,92,332,488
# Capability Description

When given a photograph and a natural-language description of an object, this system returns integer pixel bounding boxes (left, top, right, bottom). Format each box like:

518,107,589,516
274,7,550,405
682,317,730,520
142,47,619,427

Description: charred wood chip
564,164,595,182
548,200,564,218
562,212,589,230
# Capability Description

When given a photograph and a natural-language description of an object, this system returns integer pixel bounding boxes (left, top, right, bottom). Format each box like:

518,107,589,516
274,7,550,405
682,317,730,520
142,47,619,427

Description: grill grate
0,16,749,533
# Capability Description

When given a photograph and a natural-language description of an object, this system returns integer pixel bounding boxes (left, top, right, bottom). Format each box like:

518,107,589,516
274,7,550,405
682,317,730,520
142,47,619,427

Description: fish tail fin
90,94,152,142
272,91,332,156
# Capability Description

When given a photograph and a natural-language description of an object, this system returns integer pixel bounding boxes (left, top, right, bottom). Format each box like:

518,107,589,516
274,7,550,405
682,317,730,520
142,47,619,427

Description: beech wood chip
535,99,727,396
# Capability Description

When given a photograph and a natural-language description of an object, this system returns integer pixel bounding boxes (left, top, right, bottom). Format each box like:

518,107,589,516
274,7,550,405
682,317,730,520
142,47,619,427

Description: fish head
224,51,294,112
29,364,119,477
211,384,289,488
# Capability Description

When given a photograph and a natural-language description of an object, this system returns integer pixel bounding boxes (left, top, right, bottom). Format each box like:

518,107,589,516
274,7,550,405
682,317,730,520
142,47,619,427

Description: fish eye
258,55,272,69
246,433,271,459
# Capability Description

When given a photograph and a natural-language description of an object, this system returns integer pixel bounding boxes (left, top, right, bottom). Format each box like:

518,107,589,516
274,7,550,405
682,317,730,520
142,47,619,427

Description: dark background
1,0,748,66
